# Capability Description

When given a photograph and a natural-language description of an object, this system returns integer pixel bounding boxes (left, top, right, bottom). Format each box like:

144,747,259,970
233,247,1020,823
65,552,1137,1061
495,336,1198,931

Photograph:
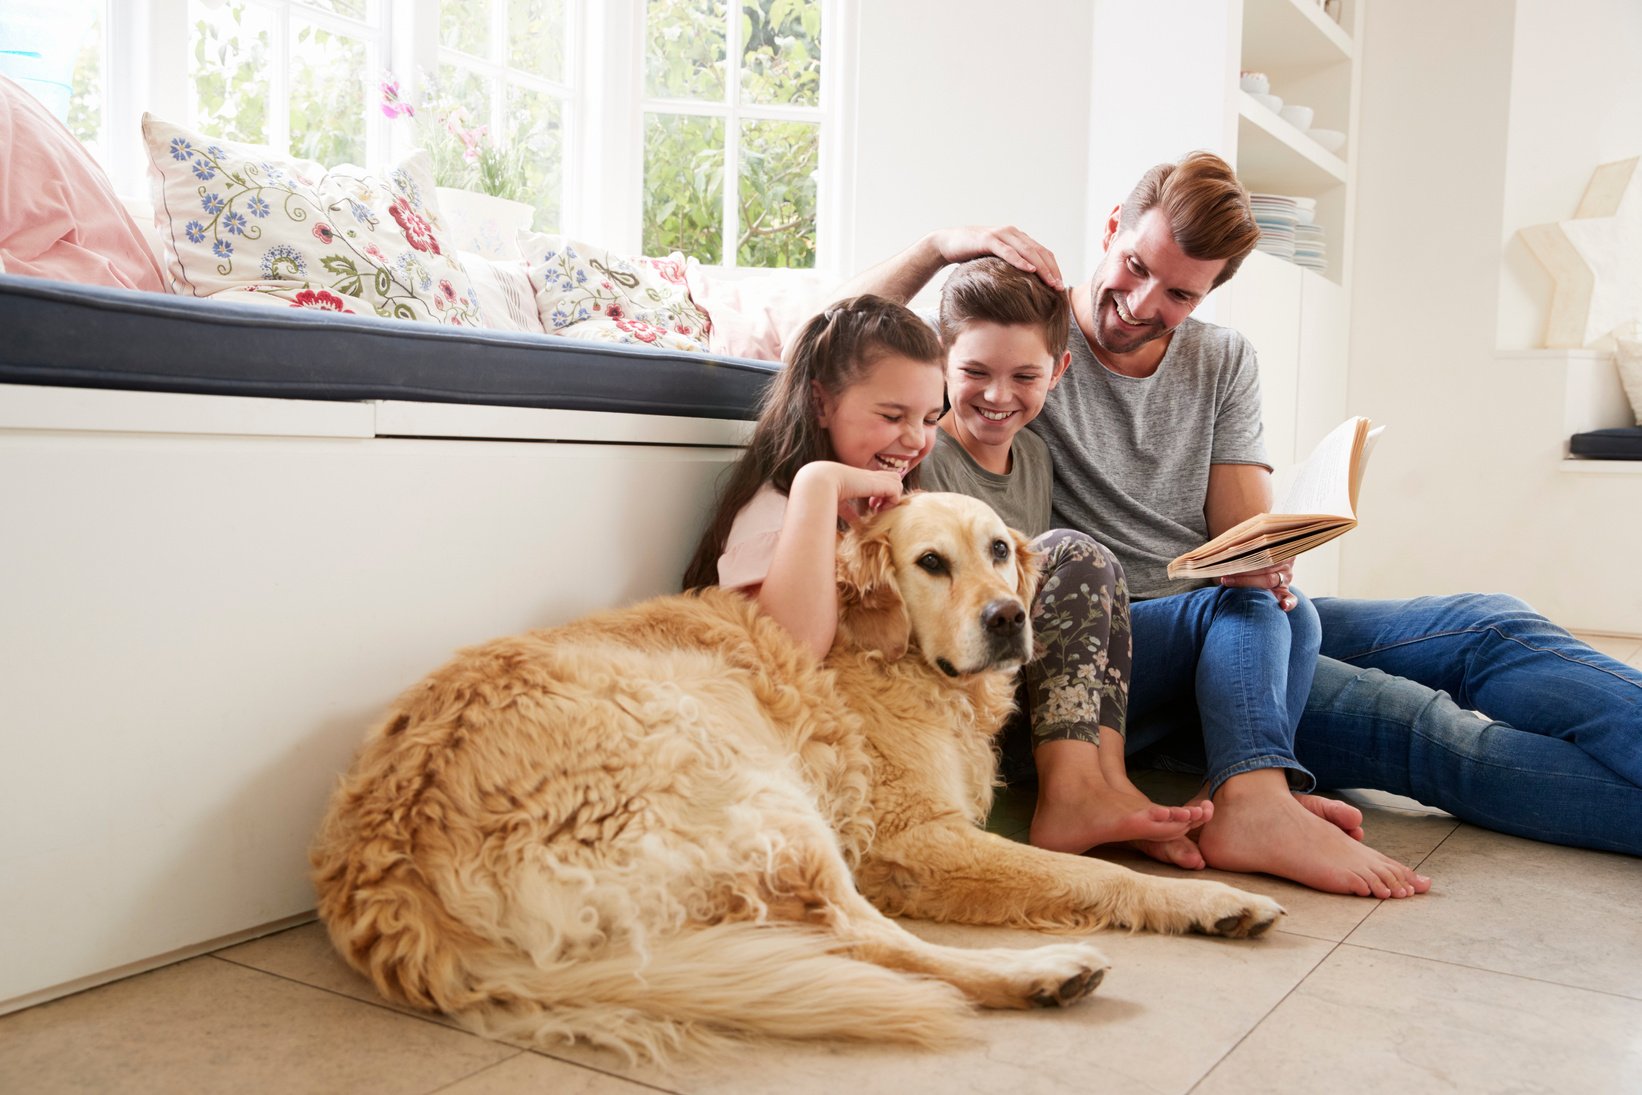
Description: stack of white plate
1293,223,1327,272
1249,193,1298,261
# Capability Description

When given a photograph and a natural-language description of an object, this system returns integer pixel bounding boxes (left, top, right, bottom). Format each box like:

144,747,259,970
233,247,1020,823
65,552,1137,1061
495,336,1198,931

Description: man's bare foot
1195,770,1431,898
1029,737,1207,854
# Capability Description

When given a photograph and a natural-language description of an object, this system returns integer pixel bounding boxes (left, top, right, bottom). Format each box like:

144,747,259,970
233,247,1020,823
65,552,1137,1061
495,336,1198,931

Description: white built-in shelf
1235,91,1348,193
1241,0,1353,74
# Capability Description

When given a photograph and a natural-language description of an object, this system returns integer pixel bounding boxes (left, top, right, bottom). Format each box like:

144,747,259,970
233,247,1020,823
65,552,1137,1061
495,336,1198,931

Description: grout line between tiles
205,954,690,1093
1330,940,1642,1003
205,953,502,1040
423,1050,529,1095
1185,936,1345,1093
524,1047,687,1095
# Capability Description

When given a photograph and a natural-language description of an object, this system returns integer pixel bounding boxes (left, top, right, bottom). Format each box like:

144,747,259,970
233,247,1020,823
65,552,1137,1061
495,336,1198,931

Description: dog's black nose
981,599,1026,637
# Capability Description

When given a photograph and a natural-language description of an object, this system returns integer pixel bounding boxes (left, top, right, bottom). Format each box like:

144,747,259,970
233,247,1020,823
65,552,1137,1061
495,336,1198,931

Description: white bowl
1239,71,1270,95
1279,104,1314,130
1250,92,1284,114
1309,127,1346,154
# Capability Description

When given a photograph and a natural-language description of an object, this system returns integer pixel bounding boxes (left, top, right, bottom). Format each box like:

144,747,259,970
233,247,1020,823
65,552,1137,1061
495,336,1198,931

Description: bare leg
1194,769,1431,898
1029,731,1209,854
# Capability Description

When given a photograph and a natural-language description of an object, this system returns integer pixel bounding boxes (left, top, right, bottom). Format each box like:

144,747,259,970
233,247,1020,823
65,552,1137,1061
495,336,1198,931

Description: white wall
1496,0,1642,349
843,1,1095,286
1343,0,1642,633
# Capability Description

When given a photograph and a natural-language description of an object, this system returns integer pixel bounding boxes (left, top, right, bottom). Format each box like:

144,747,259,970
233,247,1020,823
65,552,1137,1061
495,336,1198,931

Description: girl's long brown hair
681,294,943,590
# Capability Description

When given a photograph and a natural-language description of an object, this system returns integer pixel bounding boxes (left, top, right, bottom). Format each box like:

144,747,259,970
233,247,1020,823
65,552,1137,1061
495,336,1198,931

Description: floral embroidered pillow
519,232,710,350
142,114,485,326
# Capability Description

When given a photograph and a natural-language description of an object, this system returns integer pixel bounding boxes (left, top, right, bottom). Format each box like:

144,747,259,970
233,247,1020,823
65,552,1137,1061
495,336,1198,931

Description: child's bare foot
1029,737,1206,854
1195,770,1431,898
1297,793,1365,841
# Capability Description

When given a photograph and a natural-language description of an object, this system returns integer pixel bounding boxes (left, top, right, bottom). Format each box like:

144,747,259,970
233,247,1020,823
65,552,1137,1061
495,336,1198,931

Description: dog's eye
991,539,1010,562
916,552,947,575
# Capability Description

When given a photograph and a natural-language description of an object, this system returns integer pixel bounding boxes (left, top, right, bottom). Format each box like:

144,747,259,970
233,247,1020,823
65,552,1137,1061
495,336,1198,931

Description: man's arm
834,226,1066,305
1205,462,1295,609
1205,462,1273,537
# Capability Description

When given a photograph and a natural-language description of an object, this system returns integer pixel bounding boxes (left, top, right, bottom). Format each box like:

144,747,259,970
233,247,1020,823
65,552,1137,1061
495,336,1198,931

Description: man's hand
1219,564,1297,611
927,225,1065,290
835,225,1065,305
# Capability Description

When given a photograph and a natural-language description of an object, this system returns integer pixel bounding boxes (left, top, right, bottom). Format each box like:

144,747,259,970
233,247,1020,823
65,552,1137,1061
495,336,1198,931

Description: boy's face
943,322,1071,451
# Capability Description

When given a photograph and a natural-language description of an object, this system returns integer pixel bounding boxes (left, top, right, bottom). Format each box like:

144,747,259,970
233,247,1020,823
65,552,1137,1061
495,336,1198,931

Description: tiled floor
5,636,1640,1095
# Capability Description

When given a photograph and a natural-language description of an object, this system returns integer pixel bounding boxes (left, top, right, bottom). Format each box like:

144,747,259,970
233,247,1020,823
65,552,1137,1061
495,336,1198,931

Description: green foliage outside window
643,0,822,268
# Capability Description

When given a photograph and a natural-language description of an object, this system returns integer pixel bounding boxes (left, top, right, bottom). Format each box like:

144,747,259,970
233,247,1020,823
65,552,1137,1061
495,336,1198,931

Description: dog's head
835,492,1038,677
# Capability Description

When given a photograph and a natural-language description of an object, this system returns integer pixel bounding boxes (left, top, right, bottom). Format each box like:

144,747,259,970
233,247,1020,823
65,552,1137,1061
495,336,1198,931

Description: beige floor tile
219,921,415,1014
0,955,515,1095
531,919,1333,1095
1343,824,1642,998
442,1052,662,1094
1194,945,1642,1094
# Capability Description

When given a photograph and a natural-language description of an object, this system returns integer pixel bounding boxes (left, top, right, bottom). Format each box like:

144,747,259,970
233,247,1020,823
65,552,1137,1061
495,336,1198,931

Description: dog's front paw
1188,884,1285,938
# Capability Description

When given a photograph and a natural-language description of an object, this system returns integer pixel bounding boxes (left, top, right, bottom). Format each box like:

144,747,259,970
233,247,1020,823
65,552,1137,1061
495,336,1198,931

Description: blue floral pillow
143,113,485,326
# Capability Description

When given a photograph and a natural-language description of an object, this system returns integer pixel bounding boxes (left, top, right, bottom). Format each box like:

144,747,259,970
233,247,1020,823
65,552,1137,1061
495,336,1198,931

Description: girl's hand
798,462,905,529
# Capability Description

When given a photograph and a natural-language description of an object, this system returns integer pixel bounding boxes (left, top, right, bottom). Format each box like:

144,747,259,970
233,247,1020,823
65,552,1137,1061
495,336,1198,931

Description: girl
681,296,946,659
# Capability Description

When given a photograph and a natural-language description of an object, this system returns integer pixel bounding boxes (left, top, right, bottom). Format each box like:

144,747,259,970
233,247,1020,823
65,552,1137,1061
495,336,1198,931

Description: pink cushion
0,75,165,292
683,261,835,361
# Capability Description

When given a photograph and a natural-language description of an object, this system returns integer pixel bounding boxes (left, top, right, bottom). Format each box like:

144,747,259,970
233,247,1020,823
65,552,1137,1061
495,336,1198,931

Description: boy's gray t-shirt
919,427,1053,538
1028,315,1269,599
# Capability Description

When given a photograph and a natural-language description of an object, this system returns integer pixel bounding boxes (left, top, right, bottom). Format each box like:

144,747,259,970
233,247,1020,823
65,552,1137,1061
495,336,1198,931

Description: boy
921,258,1211,861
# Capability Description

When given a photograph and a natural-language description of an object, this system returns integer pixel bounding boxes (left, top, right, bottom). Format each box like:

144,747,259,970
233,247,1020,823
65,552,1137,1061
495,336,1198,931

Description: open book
1166,416,1383,581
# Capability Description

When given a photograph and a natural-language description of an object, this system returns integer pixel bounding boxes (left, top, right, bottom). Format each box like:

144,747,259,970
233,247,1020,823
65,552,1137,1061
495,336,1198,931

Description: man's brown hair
1118,151,1260,289
937,256,1071,359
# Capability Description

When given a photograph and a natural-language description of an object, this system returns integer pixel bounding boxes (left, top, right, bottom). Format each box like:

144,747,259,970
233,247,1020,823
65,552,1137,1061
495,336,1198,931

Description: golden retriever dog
311,492,1283,1061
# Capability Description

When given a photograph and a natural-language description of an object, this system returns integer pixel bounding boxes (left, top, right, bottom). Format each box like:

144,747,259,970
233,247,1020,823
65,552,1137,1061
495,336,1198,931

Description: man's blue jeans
1126,584,1322,794
1295,594,1642,855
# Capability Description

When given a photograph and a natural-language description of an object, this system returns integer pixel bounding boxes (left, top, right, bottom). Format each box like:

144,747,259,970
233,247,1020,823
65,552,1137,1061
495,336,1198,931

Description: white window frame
86,0,854,271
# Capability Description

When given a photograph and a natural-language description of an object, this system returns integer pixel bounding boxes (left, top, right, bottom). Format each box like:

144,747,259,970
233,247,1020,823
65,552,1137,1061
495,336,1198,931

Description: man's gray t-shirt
1028,315,1269,599
919,427,1053,538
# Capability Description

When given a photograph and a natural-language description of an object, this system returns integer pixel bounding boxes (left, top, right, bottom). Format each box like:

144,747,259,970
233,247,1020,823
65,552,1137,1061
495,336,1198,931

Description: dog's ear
1011,526,1042,604
834,522,911,661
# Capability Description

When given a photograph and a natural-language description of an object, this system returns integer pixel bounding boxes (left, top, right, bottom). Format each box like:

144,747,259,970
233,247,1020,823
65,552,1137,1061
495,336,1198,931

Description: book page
1276,417,1367,517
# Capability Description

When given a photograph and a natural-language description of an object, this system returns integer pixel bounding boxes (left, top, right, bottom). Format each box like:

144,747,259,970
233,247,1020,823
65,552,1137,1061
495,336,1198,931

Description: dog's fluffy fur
311,493,1283,1061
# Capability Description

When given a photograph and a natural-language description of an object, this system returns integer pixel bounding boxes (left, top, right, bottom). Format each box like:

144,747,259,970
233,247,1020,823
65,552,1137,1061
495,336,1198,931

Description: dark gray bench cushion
0,273,778,420
1569,427,1642,460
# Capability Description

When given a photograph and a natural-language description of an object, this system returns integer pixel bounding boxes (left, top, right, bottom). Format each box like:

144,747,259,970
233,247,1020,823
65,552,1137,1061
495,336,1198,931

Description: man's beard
1090,277,1167,356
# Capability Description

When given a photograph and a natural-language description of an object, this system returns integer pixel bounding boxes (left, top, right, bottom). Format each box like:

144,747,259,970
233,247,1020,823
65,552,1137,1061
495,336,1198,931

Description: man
847,151,1642,879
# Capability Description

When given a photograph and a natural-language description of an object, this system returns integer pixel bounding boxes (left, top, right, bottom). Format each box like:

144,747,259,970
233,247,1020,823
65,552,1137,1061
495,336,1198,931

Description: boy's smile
941,322,1070,475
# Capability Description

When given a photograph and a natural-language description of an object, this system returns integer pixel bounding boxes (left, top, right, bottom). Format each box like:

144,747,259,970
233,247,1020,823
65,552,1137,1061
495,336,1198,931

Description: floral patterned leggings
1004,528,1133,775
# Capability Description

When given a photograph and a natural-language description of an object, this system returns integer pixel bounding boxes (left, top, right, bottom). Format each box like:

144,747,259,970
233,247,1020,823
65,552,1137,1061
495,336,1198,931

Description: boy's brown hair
1118,151,1260,289
937,256,1071,359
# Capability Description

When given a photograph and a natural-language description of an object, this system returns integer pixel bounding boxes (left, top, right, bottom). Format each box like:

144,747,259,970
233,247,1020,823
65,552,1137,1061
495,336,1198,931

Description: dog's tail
453,921,973,1062
315,838,970,1061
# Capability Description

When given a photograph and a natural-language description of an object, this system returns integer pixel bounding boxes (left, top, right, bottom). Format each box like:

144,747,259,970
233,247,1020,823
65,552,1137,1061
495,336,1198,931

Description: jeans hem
1208,756,1316,797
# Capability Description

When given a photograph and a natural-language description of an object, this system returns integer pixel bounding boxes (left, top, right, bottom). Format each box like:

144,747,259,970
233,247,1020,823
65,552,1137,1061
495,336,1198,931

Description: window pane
644,0,726,102
507,83,562,230
741,0,820,108
644,112,724,263
738,118,817,268
426,65,495,190
440,0,491,58
507,0,567,83
289,22,367,166
301,0,368,19
67,5,104,149
190,0,274,145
